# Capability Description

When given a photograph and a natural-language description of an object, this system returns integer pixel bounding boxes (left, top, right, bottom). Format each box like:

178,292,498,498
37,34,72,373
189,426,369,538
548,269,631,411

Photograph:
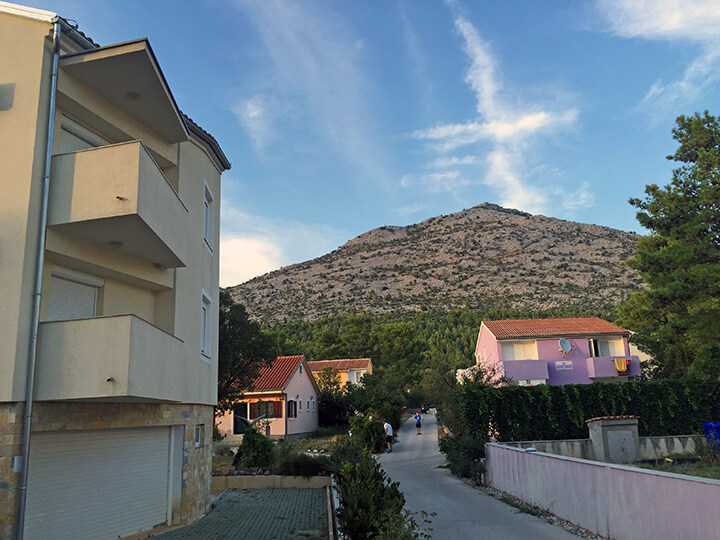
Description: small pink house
464,317,641,386
216,355,319,443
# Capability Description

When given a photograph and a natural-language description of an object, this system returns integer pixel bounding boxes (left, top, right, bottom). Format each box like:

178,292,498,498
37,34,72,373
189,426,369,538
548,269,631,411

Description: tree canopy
216,292,275,416
618,111,720,379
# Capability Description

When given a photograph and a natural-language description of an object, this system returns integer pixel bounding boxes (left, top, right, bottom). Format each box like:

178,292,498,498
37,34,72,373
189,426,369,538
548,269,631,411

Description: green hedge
448,380,720,441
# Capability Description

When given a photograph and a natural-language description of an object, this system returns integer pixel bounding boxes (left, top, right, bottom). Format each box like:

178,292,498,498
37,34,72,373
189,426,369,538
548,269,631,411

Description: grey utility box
586,416,639,464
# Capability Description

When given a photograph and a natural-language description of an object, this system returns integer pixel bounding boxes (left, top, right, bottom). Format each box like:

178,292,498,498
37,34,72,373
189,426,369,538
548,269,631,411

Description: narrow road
378,414,578,540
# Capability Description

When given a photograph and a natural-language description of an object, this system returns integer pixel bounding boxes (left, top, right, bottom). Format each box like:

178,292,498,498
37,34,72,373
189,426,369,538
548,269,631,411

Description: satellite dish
559,338,572,354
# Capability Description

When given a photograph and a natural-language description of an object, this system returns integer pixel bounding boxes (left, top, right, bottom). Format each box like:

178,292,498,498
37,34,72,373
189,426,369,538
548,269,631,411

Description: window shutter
47,275,97,321
274,401,282,418
250,402,258,419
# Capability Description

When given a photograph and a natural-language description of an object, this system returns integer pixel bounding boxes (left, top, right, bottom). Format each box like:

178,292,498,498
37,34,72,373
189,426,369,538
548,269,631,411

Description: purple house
465,317,641,386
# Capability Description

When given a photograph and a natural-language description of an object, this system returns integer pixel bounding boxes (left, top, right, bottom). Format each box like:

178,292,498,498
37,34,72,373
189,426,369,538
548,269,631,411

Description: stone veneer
0,401,213,540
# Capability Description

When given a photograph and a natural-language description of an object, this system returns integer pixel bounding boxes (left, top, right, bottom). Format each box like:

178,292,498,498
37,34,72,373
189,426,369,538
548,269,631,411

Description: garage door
24,427,172,540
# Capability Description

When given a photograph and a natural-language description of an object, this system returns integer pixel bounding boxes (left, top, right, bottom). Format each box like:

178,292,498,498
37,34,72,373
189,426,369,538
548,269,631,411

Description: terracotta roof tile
307,358,372,372
484,317,630,340
248,355,304,391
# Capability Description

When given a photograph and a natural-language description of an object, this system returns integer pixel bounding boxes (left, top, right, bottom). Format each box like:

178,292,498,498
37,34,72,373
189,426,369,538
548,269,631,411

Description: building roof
483,317,630,340
249,355,306,392
307,358,372,372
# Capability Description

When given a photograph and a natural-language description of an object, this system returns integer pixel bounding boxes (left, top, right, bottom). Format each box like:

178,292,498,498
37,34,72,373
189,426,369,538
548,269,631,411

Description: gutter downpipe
16,19,61,539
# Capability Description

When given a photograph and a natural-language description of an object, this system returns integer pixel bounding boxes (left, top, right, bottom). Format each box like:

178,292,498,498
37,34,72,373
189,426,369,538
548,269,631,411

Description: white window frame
200,290,212,362
195,424,204,448
203,182,214,252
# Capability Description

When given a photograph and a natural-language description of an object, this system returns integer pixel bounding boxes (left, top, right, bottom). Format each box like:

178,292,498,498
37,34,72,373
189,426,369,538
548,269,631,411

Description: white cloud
425,155,477,168
404,15,581,214
232,94,280,152
596,0,720,115
401,170,470,193
233,0,389,185
220,201,349,286
560,182,596,214
220,237,283,287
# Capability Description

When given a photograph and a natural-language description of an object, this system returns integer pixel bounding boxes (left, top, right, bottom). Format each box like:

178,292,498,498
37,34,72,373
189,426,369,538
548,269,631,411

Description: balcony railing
49,141,188,268
35,314,183,402
586,356,641,379
501,359,550,382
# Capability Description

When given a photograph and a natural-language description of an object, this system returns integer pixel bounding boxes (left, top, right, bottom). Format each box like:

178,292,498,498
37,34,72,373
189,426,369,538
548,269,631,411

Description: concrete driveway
378,414,578,540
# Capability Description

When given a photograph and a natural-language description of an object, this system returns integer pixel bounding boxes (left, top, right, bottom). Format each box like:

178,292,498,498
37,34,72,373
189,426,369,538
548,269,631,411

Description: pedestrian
384,420,393,453
414,411,422,435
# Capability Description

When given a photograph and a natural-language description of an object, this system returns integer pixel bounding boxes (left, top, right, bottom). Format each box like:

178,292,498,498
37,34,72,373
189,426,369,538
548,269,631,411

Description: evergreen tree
618,111,720,379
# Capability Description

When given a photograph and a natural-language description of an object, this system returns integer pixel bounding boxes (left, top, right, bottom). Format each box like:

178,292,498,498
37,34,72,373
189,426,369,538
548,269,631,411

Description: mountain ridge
227,203,643,323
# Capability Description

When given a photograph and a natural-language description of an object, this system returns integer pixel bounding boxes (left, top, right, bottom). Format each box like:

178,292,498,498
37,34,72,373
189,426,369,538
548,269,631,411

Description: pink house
465,317,641,386
216,355,319,443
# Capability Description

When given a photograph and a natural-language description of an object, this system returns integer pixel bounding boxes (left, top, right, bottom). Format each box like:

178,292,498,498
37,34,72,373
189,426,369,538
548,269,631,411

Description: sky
24,0,720,286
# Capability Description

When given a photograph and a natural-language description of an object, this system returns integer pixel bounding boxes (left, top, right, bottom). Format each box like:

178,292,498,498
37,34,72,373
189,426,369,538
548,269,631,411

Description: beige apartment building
0,3,230,539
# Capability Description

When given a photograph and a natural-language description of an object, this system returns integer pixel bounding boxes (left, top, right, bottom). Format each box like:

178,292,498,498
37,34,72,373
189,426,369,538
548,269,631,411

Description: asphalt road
377,414,578,540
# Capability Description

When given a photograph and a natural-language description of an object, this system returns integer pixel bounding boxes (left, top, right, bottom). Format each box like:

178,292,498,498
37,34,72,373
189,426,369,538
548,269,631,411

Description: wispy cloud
232,94,281,152
425,155,478,168
405,14,581,215
232,0,390,185
220,200,349,286
401,170,470,193
595,0,720,116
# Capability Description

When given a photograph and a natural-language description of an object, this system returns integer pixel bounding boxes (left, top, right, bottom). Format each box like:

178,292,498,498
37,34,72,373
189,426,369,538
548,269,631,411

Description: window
589,339,621,357
348,370,361,384
194,424,204,448
501,340,538,361
250,401,281,419
201,290,212,359
232,403,248,435
307,399,310,410
312,399,316,411
46,266,103,321
56,117,110,154
299,364,303,375
299,400,302,411
203,183,214,251
287,400,297,419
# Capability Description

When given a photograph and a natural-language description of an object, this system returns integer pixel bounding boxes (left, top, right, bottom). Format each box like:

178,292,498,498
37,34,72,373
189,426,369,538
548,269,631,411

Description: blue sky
26,0,720,285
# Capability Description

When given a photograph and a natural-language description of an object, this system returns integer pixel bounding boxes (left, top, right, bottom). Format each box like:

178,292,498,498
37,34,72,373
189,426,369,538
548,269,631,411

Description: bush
233,428,274,470
274,452,333,477
349,414,386,453
337,449,431,540
439,435,485,483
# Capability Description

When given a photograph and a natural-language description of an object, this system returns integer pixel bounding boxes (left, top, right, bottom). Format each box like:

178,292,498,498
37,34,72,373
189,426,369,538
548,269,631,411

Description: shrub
349,414,386,453
274,452,333,477
337,449,431,540
439,435,485,483
233,427,274,470
318,390,353,426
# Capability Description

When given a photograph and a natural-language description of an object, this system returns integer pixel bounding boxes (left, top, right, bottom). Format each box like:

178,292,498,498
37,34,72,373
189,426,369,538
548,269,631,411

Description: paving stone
157,488,328,540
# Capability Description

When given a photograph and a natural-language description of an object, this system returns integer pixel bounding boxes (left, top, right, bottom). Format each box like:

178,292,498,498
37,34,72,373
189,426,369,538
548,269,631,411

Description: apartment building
0,3,230,539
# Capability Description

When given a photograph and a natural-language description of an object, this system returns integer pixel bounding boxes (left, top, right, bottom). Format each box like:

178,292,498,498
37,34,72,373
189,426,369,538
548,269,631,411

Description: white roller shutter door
25,427,171,540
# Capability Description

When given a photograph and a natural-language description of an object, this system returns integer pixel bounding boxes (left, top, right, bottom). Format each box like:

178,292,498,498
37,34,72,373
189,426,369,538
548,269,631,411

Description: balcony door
56,117,110,154
46,267,103,322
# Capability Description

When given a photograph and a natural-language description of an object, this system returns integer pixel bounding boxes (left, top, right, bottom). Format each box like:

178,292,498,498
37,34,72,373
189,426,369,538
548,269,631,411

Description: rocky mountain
227,203,644,323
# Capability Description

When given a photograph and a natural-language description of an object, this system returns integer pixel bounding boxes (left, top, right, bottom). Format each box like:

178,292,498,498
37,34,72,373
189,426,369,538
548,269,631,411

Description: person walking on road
414,411,422,435
384,420,393,453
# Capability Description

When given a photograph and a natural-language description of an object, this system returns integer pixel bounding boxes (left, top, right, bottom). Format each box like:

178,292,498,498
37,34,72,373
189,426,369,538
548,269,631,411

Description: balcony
35,315,183,402
586,356,641,379
49,141,187,268
501,359,549,382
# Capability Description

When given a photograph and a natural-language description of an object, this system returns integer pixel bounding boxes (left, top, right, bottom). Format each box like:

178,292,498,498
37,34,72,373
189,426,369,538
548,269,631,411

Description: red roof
483,317,630,340
248,355,305,391
307,358,372,372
